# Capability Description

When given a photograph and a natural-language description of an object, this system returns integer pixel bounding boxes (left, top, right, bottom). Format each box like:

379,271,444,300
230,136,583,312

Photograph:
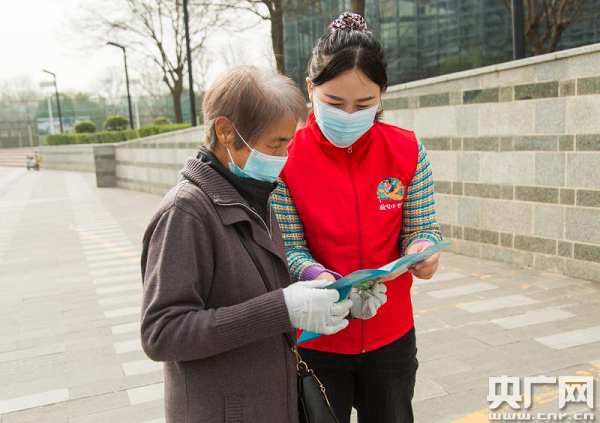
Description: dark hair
307,13,387,119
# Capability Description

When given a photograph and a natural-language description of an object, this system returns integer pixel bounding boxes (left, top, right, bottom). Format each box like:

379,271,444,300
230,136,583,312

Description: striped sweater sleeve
400,141,443,253
272,179,340,282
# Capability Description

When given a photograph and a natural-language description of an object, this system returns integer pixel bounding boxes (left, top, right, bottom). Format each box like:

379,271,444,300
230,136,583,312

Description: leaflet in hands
298,242,452,344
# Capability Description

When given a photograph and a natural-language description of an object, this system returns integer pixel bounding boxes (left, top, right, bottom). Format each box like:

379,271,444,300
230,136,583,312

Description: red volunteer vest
281,112,420,354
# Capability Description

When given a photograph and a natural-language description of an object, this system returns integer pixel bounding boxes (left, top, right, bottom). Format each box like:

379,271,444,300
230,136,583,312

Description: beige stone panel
565,207,600,245
534,59,569,82
413,107,457,138
478,102,536,136
535,153,565,187
382,109,415,129
427,150,457,181
479,152,535,185
176,149,192,165
146,148,160,164
434,194,458,225
566,153,600,190
565,258,600,283
533,204,565,239
481,245,535,268
157,147,176,165
566,52,600,78
535,98,566,134
565,96,600,134
387,75,482,97
456,105,480,136
480,199,534,235
457,152,480,182
457,196,481,227
480,66,536,89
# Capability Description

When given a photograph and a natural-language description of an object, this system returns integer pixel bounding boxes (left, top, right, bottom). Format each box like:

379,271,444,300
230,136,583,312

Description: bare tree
138,59,168,107
207,1,321,74
82,0,222,123
94,67,125,113
193,48,213,94
0,76,40,105
220,42,251,69
504,0,589,55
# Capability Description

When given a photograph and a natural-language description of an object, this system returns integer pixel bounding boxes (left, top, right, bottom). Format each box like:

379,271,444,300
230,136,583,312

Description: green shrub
103,115,129,131
137,123,191,138
74,120,97,133
152,116,172,126
45,123,191,146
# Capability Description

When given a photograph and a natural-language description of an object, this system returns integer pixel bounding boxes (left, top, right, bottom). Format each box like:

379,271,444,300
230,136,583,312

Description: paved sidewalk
0,167,598,422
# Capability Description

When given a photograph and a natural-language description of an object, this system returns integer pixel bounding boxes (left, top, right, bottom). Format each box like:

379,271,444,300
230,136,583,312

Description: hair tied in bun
329,12,372,34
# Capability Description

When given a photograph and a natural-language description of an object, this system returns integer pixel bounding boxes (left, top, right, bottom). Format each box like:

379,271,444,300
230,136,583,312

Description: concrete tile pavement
0,167,599,422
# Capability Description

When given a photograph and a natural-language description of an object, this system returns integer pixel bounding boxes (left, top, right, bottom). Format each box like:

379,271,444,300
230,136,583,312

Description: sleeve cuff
300,264,343,281
411,239,436,247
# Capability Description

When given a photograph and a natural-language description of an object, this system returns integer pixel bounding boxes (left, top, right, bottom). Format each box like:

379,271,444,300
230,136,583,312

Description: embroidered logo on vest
377,177,404,210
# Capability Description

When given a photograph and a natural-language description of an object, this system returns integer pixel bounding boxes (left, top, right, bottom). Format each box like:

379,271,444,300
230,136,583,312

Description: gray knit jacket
140,157,298,423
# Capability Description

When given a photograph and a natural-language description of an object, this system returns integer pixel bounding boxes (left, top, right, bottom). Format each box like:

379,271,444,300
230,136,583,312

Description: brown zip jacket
140,157,298,423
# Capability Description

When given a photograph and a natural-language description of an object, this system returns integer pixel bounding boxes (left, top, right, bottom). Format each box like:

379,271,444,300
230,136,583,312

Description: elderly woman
140,65,352,422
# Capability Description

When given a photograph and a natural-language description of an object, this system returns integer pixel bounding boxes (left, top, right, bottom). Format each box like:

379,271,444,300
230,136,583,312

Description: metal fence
0,94,200,149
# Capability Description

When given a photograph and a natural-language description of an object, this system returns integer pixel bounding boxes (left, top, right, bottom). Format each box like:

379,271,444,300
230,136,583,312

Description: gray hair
203,65,308,150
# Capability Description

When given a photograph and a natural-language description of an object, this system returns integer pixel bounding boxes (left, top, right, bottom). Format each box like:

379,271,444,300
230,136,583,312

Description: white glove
349,283,388,320
283,280,352,335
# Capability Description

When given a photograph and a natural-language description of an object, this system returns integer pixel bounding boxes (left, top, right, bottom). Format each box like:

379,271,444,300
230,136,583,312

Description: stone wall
39,126,202,194
380,43,600,282
39,144,97,173
36,44,600,282
114,127,200,195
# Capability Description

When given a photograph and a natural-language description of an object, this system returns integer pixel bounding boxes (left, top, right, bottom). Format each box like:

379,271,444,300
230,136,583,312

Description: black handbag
233,224,340,423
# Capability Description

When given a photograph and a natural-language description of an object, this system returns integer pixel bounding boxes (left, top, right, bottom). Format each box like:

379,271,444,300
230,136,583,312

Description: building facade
283,0,600,94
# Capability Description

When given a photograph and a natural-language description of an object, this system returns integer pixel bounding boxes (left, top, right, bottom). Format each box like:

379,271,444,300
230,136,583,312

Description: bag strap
233,224,337,413
232,224,297,351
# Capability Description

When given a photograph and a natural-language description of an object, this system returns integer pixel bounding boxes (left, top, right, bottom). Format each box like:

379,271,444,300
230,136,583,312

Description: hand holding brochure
298,242,452,344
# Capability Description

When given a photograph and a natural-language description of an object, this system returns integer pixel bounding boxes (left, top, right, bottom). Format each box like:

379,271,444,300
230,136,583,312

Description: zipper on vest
346,148,366,353
215,201,272,239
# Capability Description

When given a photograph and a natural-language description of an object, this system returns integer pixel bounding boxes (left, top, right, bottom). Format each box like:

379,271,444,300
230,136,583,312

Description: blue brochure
298,242,452,344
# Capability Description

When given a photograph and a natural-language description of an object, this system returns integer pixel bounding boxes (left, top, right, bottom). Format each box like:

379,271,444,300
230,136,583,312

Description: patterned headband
329,12,372,34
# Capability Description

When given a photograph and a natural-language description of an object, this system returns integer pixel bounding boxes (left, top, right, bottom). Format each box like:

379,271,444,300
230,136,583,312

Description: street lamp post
42,70,64,133
47,96,55,134
130,79,142,129
511,0,526,60
183,0,197,126
107,41,134,130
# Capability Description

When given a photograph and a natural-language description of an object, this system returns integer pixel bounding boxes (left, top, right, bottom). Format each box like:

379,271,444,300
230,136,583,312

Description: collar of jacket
195,145,275,225
305,110,375,157
180,157,277,255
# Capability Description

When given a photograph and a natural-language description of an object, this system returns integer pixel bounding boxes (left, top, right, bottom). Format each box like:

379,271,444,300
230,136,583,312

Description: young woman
140,65,352,423
272,13,443,423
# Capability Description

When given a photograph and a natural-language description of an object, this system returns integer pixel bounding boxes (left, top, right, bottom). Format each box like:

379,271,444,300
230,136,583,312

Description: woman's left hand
406,241,440,279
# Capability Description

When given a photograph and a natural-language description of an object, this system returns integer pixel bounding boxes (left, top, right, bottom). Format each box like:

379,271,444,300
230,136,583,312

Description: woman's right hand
283,280,352,335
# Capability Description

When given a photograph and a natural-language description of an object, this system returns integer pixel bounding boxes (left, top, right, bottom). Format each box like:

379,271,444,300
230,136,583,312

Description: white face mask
313,98,378,148
227,124,288,183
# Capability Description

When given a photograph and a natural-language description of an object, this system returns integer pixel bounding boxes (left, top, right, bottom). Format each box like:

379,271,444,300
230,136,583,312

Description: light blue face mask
227,125,287,183
313,98,378,148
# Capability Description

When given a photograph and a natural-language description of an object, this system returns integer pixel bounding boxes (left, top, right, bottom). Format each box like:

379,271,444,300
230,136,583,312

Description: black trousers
298,327,418,423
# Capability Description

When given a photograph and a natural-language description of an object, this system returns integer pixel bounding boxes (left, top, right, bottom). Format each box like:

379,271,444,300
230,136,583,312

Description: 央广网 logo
487,375,595,421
